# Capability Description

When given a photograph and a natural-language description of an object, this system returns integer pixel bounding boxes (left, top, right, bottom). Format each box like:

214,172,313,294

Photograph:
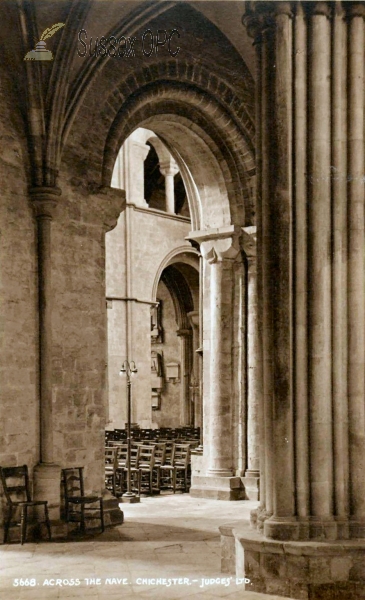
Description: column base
119,494,140,504
242,470,260,501
102,489,124,526
262,515,365,541
229,523,365,599
189,474,245,500
33,463,62,521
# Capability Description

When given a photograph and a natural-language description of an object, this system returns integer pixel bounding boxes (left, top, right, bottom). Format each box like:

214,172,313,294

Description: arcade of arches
1,1,365,597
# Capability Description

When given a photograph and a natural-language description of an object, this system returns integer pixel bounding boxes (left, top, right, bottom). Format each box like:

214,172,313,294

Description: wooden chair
105,447,117,495
152,443,166,491
0,465,51,544
115,445,140,495
61,467,104,533
137,445,156,495
160,444,191,493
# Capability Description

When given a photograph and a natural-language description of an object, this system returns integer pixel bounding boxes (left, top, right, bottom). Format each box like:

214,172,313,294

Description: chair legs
80,504,86,533
20,504,51,544
3,507,13,544
20,506,27,545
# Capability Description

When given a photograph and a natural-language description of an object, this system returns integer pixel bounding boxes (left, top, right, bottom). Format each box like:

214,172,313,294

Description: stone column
187,311,201,429
293,0,310,527
347,2,365,533
177,328,193,426
159,158,179,214
188,226,244,500
241,228,260,500
307,2,334,524
332,1,349,531
241,0,365,543
205,244,237,476
263,2,296,539
30,187,65,534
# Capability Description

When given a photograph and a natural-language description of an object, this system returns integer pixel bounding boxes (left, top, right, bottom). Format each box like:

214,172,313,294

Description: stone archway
100,79,254,498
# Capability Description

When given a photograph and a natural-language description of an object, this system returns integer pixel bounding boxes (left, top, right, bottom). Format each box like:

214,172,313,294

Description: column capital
308,1,332,18
29,186,62,219
187,310,199,328
188,225,241,264
159,158,179,178
93,185,126,232
346,1,365,19
130,139,150,162
241,225,257,258
242,3,274,42
242,1,293,41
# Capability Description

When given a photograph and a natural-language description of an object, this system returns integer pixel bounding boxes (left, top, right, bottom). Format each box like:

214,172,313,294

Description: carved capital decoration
29,186,62,219
346,1,365,19
92,185,126,232
188,225,241,264
242,1,344,40
241,225,257,259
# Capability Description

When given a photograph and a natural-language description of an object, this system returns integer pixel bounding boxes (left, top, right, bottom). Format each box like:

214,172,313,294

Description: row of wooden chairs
106,426,200,442
105,442,191,496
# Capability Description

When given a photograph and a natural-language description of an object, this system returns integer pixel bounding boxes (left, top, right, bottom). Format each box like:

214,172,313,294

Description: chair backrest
105,447,117,468
153,443,166,465
129,445,140,467
172,444,190,468
62,467,85,499
115,444,128,468
183,439,200,449
137,445,155,469
0,465,31,505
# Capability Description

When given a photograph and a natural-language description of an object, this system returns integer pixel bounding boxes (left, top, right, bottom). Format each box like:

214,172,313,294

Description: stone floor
0,493,293,600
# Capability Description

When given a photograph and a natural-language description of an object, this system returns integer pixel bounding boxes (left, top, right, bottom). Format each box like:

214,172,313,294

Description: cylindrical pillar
270,2,295,523
332,3,349,523
308,2,333,519
160,161,179,214
293,1,310,523
261,26,274,516
38,215,54,463
165,173,175,214
208,256,234,475
188,311,201,429
177,328,193,426
30,187,62,522
30,188,61,464
245,256,260,477
347,2,365,521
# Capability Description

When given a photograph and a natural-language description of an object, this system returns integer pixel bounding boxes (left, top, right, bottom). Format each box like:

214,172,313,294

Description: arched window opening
144,142,165,211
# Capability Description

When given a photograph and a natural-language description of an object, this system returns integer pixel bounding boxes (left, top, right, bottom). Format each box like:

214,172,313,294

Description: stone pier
229,1,365,596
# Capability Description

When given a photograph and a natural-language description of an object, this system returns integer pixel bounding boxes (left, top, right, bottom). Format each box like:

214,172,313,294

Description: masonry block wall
0,57,39,474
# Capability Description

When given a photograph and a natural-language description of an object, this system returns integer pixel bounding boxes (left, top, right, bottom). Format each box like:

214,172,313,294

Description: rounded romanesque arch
98,59,255,226
152,247,200,303
63,58,256,230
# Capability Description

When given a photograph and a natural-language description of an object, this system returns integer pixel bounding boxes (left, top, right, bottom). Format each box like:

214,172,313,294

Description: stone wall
0,61,39,475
